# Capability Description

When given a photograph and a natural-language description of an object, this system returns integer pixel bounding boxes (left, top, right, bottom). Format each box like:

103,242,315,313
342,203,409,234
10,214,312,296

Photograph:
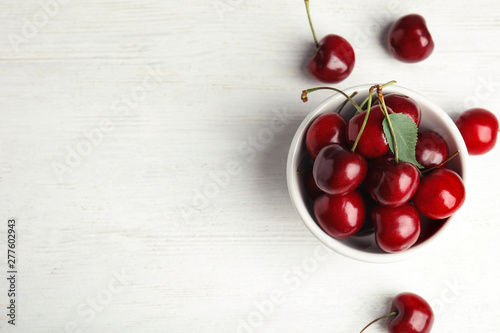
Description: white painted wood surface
0,0,499,332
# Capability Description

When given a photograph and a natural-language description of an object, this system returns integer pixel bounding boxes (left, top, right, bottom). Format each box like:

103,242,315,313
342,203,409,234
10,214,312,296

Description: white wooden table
1,1,499,332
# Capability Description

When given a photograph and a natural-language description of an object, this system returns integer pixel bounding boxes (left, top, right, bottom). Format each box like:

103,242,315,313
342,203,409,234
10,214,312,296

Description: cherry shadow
379,22,394,57
252,105,305,202
299,40,319,84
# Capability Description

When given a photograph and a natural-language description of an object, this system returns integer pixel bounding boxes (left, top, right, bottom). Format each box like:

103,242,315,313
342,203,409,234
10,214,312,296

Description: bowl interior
287,84,468,263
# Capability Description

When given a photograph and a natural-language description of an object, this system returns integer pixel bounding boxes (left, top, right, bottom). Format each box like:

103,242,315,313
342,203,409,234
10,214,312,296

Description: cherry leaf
382,113,424,169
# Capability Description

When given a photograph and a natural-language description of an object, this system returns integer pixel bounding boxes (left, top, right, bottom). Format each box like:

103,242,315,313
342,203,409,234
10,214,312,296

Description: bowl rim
286,84,468,263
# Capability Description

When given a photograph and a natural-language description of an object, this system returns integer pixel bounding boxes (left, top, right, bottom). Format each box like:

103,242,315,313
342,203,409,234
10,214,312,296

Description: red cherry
415,129,450,168
306,112,347,159
307,34,355,83
363,156,420,207
346,105,393,159
313,144,368,196
387,14,434,63
375,93,421,126
412,168,465,219
455,108,499,155
388,292,434,333
303,170,323,199
303,0,354,83
314,190,366,239
360,292,434,333
372,203,421,253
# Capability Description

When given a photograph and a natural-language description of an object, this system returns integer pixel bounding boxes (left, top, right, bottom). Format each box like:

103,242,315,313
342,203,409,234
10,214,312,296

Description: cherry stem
359,312,397,333
358,80,397,112
421,150,460,174
377,86,399,162
301,87,363,114
337,91,358,114
351,86,375,153
304,0,319,48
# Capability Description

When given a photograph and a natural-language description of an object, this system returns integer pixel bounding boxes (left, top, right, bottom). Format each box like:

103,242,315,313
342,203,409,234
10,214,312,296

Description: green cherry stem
351,86,375,152
421,150,460,174
377,86,399,162
359,312,397,333
358,80,397,111
301,87,363,114
337,91,358,114
304,0,319,48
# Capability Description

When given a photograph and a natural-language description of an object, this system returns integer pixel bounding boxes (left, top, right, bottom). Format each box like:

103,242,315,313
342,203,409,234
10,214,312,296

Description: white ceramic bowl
287,84,468,263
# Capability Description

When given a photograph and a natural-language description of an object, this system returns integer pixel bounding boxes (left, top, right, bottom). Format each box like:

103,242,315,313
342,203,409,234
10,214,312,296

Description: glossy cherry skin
346,105,393,159
306,112,347,160
372,203,420,253
363,156,420,207
303,170,323,199
412,168,465,219
375,93,421,126
388,292,434,333
455,108,499,155
388,14,434,63
314,190,366,239
313,144,368,195
416,129,450,168
307,34,355,83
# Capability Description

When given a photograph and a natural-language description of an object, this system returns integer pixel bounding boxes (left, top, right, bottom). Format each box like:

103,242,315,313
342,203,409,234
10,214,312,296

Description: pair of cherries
304,0,434,83
304,91,467,253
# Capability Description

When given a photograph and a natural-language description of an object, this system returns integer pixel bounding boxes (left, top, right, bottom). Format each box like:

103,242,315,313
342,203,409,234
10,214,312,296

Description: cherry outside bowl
286,84,468,263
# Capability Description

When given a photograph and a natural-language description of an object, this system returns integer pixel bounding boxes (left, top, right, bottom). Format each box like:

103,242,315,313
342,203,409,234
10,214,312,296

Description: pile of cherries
301,85,469,253
300,2,498,332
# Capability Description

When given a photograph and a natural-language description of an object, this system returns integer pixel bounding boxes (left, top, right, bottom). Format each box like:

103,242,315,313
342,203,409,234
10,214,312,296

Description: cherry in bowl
287,84,467,263
416,129,450,168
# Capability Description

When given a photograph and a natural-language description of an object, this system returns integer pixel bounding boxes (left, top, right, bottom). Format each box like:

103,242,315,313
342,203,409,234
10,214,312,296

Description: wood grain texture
0,0,499,332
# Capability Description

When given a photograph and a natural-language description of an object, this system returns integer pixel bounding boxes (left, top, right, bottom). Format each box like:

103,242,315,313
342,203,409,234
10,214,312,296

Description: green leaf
382,113,424,169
